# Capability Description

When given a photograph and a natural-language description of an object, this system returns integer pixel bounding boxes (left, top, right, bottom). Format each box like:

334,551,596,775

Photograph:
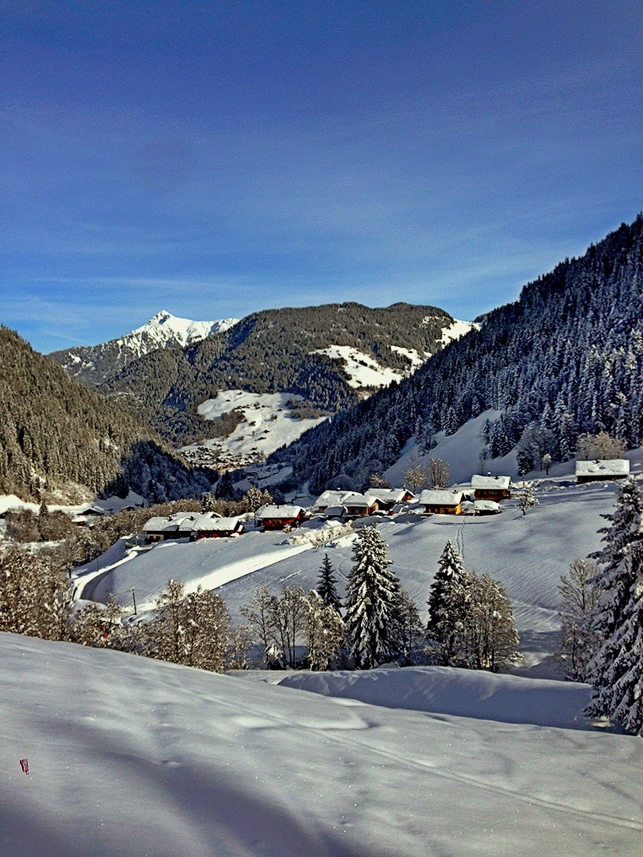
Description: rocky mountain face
49,311,238,387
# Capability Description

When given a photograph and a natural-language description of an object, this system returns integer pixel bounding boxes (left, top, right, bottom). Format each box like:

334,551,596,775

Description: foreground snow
2,633,642,857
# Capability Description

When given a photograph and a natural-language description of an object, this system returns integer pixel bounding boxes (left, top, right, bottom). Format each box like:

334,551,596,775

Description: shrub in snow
555,559,601,682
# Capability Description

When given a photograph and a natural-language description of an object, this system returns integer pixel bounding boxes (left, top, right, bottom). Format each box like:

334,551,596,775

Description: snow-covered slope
3,632,643,857
78,479,617,649
181,391,328,469
49,310,238,386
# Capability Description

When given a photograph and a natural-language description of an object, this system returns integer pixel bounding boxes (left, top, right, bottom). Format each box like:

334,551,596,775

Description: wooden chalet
343,494,378,518
315,490,361,513
419,490,463,515
471,475,512,501
142,512,209,543
190,515,243,540
363,488,414,513
575,459,630,484
256,504,306,530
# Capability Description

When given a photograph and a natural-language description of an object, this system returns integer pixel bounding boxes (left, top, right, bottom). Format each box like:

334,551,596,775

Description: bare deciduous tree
403,465,428,494
576,432,626,461
427,458,451,489
555,559,601,681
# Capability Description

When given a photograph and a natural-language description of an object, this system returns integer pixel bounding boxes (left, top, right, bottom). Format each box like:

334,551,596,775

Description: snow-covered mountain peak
129,311,238,348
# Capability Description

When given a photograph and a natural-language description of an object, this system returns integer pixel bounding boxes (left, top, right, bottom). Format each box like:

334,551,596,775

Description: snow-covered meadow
77,479,620,672
3,632,643,857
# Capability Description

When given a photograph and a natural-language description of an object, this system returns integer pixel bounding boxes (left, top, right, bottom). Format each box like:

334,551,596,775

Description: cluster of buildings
138,458,634,544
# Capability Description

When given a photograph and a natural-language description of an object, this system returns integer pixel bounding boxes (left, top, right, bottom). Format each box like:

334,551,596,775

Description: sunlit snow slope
3,633,643,857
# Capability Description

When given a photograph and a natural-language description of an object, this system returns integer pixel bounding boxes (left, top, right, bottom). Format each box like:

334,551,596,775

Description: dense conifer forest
278,216,643,492
0,328,213,501
85,303,453,445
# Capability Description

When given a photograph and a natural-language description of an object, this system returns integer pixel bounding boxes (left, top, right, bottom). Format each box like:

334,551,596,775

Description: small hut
575,459,630,484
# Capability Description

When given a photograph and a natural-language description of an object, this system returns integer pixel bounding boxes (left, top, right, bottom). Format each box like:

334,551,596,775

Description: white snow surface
439,317,479,345
278,666,592,728
3,632,643,857
312,345,405,389
189,391,328,459
127,310,237,354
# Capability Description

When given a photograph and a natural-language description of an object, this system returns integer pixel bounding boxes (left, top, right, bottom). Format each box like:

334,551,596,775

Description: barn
575,459,630,484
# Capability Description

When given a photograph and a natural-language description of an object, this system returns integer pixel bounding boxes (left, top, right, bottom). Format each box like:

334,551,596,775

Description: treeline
93,303,453,445
0,328,214,501
278,216,643,492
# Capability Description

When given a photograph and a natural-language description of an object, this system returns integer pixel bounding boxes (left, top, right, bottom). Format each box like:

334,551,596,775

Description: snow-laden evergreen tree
344,525,401,669
606,555,643,735
426,540,471,666
316,553,342,612
587,477,643,717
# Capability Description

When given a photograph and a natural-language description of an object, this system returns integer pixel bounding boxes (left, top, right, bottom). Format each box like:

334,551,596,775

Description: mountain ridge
49,310,238,387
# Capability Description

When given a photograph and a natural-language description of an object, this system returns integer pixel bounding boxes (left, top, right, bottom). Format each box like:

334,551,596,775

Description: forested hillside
0,328,213,501
97,303,456,445
279,216,643,492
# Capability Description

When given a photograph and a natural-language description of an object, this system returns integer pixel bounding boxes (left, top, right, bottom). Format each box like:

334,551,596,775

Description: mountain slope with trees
87,303,458,445
0,327,212,501
278,215,643,492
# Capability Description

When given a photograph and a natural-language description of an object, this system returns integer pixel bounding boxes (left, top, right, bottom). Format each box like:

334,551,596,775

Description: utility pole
131,588,137,615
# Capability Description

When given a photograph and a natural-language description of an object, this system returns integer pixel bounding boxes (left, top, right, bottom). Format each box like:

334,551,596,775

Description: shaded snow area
187,391,327,459
385,410,511,485
3,633,643,857
278,667,592,728
80,482,616,643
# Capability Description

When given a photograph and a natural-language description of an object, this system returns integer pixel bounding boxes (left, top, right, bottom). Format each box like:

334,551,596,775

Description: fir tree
607,557,643,735
344,525,401,669
426,540,471,665
316,553,342,612
587,478,643,717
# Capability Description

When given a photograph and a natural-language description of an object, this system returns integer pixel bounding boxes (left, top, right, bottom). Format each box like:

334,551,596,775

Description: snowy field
78,480,619,661
3,632,643,857
184,391,327,460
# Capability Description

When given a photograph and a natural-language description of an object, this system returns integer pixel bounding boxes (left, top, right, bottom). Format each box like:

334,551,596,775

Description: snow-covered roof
256,505,305,519
191,516,242,532
471,475,511,490
364,488,410,503
342,494,376,508
315,490,361,508
575,459,630,477
142,517,178,533
419,490,463,506
323,505,346,516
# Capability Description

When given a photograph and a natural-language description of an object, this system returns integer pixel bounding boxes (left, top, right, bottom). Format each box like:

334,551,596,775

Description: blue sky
2,1,642,353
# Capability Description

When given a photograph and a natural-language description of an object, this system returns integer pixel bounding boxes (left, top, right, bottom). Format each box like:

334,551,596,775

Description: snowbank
279,666,593,728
